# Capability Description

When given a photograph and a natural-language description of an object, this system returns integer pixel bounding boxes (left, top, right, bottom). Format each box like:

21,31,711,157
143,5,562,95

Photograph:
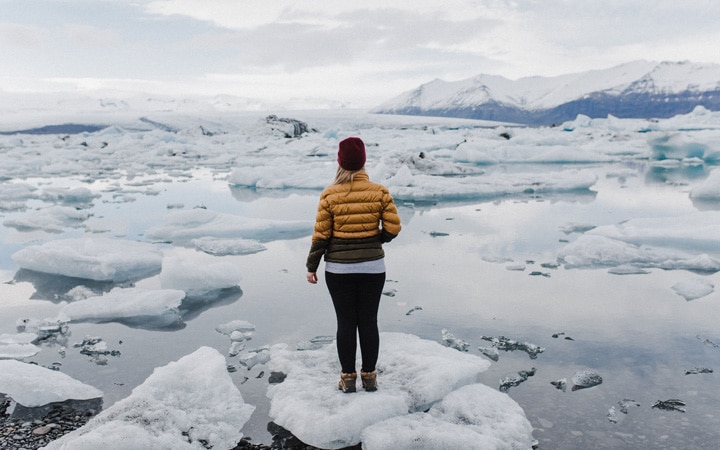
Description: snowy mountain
373,61,720,125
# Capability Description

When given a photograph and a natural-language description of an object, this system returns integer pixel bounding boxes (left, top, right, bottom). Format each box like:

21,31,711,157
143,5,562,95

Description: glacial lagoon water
2,162,720,449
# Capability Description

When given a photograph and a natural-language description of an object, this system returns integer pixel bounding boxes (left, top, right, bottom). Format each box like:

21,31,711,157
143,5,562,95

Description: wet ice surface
1,109,720,448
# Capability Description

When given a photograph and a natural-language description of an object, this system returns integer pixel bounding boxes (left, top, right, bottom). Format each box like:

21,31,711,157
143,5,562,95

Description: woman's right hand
306,272,318,284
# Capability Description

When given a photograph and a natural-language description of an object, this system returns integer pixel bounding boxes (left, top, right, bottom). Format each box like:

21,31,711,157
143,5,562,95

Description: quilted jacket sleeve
379,188,401,242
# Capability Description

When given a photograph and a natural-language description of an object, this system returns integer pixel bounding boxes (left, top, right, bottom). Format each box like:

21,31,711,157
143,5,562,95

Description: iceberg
12,238,163,282
43,346,255,450
267,332,511,449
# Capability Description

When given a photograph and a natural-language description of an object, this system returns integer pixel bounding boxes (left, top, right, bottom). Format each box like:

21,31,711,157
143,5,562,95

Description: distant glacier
373,60,720,126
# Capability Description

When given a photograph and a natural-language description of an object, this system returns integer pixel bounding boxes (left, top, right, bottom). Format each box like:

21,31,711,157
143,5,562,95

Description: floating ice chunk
588,212,720,253
500,368,536,392
558,234,720,273
58,287,185,328
43,346,255,450
672,278,714,301
384,168,598,202
41,186,99,205
16,317,69,345
239,347,271,370
215,320,256,336
146,208,312,243
441,328,470,352
191,236,266,255
3,205,89,232
571,370,603,391
0,359,102,408
651,398,686,413
480,335,545,359
684,367,713,375
360,383,534,450
12,238,163,282
159,256,242,297
267,332,491,449
691,170,720,199
560,222,597,235
296,335,335,351
0,332,40,359
550,378,567,392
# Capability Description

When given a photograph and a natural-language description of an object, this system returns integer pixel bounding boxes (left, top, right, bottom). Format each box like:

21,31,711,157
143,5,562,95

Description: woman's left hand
307,272,318,284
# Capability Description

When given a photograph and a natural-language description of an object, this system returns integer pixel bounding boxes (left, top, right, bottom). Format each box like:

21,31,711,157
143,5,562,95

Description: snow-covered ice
12,238,163,282
265,332,525,449
0,359,102,408
43,346,255,450
361,383,534,450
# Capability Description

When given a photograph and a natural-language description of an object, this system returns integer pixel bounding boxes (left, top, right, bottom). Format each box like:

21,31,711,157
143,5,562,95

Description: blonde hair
334,166,365,185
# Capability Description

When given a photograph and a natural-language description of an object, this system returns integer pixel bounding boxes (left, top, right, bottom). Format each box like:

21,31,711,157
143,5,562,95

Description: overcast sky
1,0,719,108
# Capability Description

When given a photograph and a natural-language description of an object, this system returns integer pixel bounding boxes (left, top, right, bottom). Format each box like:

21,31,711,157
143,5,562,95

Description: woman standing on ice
306,137,402,393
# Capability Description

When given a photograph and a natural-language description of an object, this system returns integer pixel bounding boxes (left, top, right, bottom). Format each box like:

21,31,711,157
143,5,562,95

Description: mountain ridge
372,60,720,125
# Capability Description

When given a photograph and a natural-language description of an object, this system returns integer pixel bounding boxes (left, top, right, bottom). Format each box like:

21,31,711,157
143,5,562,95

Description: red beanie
337,137,366,171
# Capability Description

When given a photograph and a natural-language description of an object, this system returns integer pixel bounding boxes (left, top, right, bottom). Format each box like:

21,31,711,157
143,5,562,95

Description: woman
306,137,402,393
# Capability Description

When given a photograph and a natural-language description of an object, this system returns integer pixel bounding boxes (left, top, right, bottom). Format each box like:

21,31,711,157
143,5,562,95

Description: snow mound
266,332,527,449
11,238,163,282
44,346,255,450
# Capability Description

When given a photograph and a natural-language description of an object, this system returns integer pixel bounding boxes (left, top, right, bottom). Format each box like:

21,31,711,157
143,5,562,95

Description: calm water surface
1,163,719,449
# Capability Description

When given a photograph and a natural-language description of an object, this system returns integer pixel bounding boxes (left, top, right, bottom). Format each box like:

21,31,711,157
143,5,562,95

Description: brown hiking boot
361,370,377,392
338,372,357,393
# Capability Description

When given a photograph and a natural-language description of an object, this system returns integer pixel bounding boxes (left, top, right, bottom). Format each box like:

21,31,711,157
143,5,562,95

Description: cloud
0,23,45,47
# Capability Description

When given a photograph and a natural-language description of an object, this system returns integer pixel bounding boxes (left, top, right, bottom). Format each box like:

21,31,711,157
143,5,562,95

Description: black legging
325,271,386,374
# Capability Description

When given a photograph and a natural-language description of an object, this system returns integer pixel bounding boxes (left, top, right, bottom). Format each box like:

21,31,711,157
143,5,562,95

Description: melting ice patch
0,359,102,408
146,208,312,244
672,279,715,301
43,346,255,450
11,238,163,282
265,332,530,449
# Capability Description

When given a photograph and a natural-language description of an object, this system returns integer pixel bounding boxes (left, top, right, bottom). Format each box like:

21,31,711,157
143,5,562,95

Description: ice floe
265,332,532,449
43,346,255,450
12,238,163,282
0,359,102,409
159,256,242,297
57,287,185,328
146,208,311,244
0,332,40,359
672,278,715,301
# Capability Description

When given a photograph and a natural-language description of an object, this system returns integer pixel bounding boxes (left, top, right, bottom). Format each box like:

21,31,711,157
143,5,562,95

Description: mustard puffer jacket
306,172,401,272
